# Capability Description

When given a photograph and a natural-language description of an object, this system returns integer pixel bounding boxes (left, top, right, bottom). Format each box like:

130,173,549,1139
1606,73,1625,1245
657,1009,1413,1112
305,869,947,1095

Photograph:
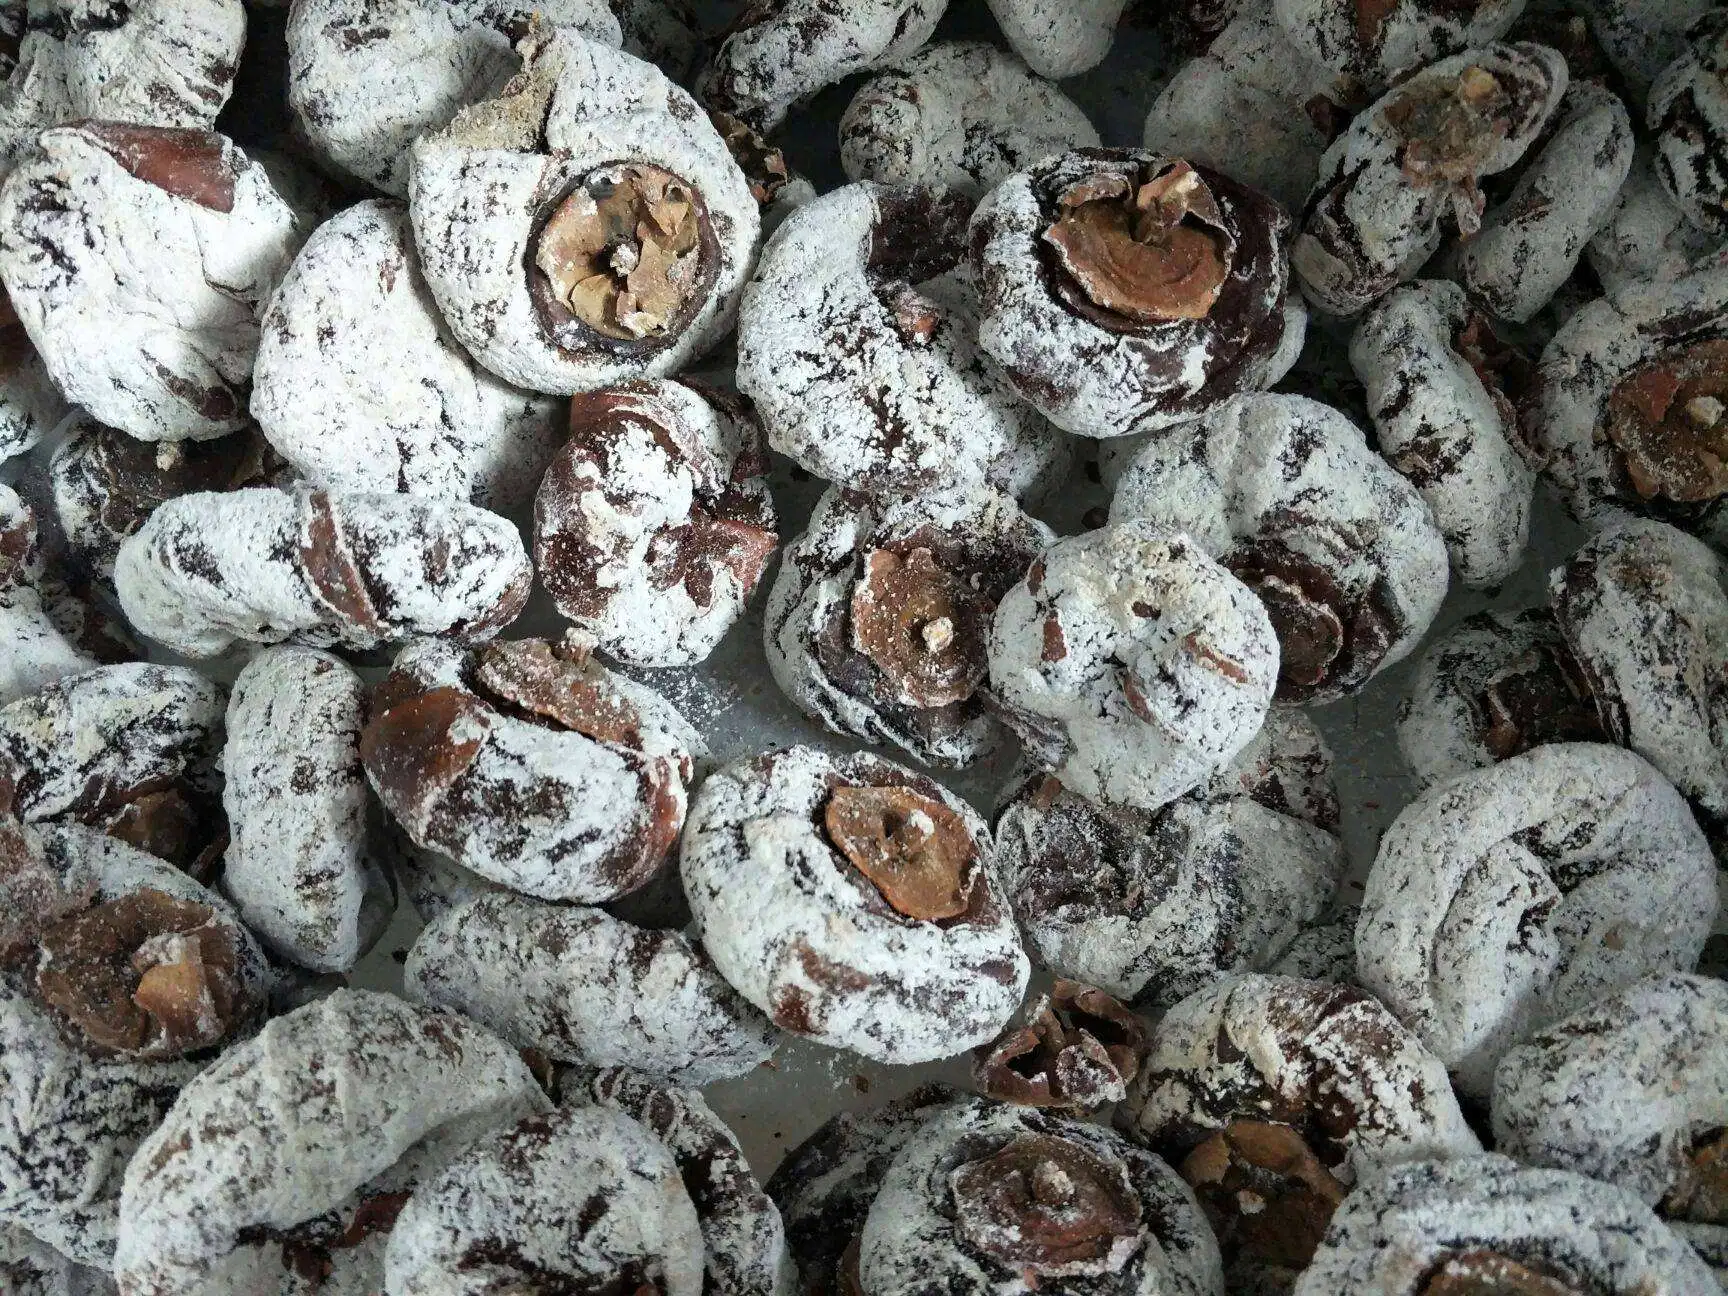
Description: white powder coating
839,43,1099,200
0,125,305,442
113,486,531,658
1123,974,1481,1180
287,0,621,196
583,1069,794,1296
1549,519,1728,826
1110,393,1450,702
384,1105,706,1296
0,341,69,466
1584,0,1718,105
366,638,704,904
971,149,1300,440
0,0,243,159
222,646,394,974
1266,906,1360,982
861,1095,1225,1296
380,824,501,924
1351,281,1535,588
252,200,563,510
1587,148,1721,297
0,483,95,708
988,521,1279,812
1199,707,1342,834
1142,6,1345,213
1293,44,1568,317
1396,607,1570,789
996,775,1344,1009
0,1223,114,1296
612,0,703,82
0,662,222,823
533,379,776,668
0,824,268,1268
1275,0,1525,89
1520,279,1728,540
983,0,1128,79
404,890,775,1085
679,746,1029,1065
114,989,551,1296
1492,974,1728,1209
1451,83,1634,324
696,0,946,131
765,484,1053,769
1355,742,1720,1098
408,29,760,395
738,185,1047,494
1291,1155,1720,1294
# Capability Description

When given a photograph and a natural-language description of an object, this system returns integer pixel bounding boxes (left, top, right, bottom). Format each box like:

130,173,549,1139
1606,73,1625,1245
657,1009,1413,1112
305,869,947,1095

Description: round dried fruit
286,0,621,196
994,711,1345,1008
680,746,1029,1065
988,521,1279,812
114,989,550,1296
696,0,946,132
404,890,775,1086
0,124,306,442
973,148,1302,439
1651,10,1728,232
839,42,1099,199
113,486,531,658
738,182,1062,495
408,28,758,395
222,647,394,974
1110,392,1450,703
1274,0,1526,89
1397,607,1607,790
858,1093,1224,1296
984,0,1130,79
1356,741,1719,1097
1351,281,1536,588
362,636,702,904
1122,974,1480,1292
1293,43,1567,316
1291,1155,1719,1294
766,484,1052,768
252,199,563,509
534,379,777,668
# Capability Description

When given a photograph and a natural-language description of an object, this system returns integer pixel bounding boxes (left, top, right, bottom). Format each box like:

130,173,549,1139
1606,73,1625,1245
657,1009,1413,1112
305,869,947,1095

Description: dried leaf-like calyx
1474,638,1606,761
1662,1127,1728,1226
1603,339,1728,505
1178,1120,1349,1273
1043,161,1233,327
535,163,712,343
35,886,245,1059
710,110,795,206
950,1134,1147,1277
1419,1249,1587,1296
975,980,1149,1111
851,548,989,709
1384,65,1513,188
823,784,977,921
474,637,645,749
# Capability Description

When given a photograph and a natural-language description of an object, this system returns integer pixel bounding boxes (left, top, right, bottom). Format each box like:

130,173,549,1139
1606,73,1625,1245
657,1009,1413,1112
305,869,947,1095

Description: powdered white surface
1276,0,1525,88
1588,148,1721,296
983,0,1128,78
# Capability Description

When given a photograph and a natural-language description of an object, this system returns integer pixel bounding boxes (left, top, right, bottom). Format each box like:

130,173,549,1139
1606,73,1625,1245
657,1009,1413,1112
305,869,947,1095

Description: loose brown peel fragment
1603,338,1728,504
1044,161,1232,325
975,980,1148,1110
823,784,976,920
710,109,794,206
536,163,708,341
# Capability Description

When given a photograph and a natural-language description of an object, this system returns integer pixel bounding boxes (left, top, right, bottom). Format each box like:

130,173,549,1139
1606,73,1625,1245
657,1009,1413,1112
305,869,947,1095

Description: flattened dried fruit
984,0,1129,79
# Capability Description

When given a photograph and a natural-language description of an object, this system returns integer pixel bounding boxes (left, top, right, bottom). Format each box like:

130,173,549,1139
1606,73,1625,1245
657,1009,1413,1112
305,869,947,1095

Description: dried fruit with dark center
975,980,1149,1110
1385,65,1512,185
1475,639,1606,761
823,784,976,921
851,548,989,709
35,887,244,1058
1662,1127,1728,1226
1418,1249,1587,1296
1178,1120,1349,1272
535,163,710,342
474,637,644,749
950,1134,1146,1276
1602,339,1728,504
1044,161,1233,328
710,109,794,206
